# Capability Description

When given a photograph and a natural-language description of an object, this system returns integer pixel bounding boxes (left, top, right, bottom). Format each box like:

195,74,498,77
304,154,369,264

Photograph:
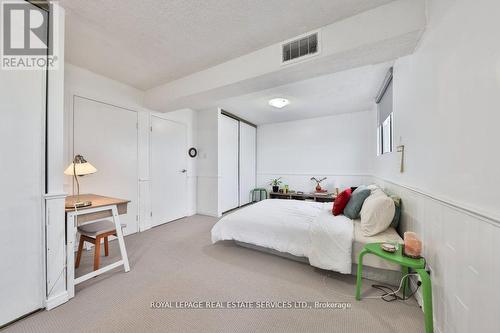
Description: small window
381,113,393,154
376,68,393,155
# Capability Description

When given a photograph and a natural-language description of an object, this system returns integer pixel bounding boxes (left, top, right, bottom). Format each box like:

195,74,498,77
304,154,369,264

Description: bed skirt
235,241,402,286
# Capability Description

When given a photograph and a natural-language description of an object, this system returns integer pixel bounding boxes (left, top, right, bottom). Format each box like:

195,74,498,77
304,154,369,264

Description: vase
315,184,322,192
272,186,279,193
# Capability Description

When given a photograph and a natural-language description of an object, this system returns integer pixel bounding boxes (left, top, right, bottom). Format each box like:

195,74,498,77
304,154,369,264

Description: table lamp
64,154,97,208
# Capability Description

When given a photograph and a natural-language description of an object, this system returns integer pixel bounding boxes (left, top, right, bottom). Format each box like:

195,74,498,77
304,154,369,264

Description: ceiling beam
144,0,426,113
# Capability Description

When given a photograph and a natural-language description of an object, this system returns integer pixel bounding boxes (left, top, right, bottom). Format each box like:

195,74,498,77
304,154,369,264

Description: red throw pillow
332,188,352,216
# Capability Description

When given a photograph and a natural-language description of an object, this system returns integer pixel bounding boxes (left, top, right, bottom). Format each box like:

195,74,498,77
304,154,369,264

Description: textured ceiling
60,0,394,89
218,62,393,124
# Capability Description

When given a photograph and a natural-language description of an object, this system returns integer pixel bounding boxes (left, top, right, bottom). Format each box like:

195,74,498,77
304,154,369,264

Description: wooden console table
269,191,336,202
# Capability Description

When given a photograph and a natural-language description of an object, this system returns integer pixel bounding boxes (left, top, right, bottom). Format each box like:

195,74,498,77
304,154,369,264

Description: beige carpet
3,215,424,333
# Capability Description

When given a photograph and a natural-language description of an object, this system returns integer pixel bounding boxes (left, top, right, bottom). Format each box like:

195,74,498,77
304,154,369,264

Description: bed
211,199,403,283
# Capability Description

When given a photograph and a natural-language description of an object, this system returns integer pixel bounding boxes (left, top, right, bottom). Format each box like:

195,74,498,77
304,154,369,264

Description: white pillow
360,193,395,236
366,184,380,192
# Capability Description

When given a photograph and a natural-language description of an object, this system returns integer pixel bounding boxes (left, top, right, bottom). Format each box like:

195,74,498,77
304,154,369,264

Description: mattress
352,220,402,271
212,199,354,273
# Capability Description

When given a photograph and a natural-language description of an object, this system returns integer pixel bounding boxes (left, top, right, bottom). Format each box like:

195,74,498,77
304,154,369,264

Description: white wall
64,63,145,189
64,63,146,233
373,1,500,332
374,2,500,220
64,64,198,232
195,108,220,216
257,110,375,193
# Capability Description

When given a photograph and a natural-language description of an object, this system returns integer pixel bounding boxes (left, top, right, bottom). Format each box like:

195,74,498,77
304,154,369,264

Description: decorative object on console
332,188,352,216
403,232,422,258
269,177,282,193
334,180,340,196
64,154,97,208
310,177,327,192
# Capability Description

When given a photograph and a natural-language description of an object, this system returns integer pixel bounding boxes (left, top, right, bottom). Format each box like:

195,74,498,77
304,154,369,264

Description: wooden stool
75,220,126,271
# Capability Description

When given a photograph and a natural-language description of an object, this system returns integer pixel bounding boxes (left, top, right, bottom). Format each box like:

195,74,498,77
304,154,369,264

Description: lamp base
65,200,92,208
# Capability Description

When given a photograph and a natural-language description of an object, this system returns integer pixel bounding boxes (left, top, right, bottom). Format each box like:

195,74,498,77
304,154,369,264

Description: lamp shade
64,155,97,176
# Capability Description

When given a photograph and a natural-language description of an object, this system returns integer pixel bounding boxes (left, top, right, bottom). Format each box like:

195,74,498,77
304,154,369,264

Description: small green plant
269,177,282,186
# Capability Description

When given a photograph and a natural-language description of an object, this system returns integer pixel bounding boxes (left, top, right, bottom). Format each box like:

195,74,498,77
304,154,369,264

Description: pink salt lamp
404,232,422,258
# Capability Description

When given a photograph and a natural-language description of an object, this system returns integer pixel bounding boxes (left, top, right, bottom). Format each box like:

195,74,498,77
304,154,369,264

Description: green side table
355,243,433,333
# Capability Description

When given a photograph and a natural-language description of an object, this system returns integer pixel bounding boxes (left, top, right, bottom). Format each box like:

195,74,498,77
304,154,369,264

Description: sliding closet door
0,49,46,325
220,115,239,212
73,97,139,234
239,123,256,206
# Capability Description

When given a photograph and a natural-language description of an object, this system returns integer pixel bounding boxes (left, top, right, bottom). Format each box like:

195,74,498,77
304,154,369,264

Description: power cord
371,278,421,302
322,272,420,303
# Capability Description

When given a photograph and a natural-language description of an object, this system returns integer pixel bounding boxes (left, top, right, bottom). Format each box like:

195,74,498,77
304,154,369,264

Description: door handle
180,169,187,173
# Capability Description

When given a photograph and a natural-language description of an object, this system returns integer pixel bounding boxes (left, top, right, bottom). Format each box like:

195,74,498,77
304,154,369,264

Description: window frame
375,68,394,156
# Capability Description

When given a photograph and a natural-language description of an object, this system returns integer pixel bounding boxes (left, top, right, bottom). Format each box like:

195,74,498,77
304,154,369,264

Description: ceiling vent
282,32,319,64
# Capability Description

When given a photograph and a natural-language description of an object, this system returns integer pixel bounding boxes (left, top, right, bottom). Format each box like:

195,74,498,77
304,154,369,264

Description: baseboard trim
196,211,219,218
45,291,69,310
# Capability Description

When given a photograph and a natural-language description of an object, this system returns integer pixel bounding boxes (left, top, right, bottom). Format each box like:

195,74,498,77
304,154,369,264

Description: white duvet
211,199,354,274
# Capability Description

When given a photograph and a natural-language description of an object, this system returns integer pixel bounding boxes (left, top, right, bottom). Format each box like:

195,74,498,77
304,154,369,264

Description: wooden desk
66,194,131,298
269,191,336,202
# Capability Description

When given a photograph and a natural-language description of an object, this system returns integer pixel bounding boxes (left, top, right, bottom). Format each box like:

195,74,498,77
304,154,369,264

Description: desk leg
355,249,368,300
112,205,130,272
66,213,76,299
416,268,434,333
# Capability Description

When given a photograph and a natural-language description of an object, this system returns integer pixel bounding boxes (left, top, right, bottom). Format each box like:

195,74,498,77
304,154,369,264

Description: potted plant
311,177,327,192
269,178,282,193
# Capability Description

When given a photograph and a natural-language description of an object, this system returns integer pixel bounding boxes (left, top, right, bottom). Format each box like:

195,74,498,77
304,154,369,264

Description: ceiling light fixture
268,98,290,109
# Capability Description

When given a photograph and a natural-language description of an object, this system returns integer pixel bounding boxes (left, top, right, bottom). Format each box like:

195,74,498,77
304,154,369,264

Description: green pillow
388,194,401,228
344,186,371,219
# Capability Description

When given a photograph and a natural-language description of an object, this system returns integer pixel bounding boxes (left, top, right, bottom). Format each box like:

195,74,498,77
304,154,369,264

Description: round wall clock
188,147,197,158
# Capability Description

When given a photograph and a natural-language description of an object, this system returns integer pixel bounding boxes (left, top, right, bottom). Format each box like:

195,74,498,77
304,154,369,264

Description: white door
0,8,46,324
239,122,256,206
151,116,188,226
220,115,239,212
73,97,139,234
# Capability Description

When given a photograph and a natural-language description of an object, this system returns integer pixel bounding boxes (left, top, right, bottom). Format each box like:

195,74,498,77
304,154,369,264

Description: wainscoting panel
197,176,220,217
374,177,500,333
